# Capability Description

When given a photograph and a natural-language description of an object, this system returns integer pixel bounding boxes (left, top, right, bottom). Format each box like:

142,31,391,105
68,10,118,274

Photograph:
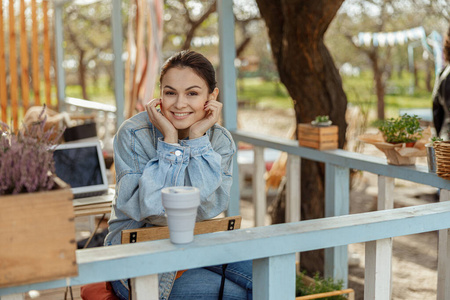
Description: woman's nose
174,96,187,109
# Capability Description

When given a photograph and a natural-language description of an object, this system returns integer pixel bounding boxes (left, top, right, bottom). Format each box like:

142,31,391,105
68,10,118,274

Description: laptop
53,140,110,199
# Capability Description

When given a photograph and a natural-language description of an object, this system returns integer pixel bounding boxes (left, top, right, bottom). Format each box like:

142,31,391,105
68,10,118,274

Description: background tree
61,0,261,102
63,1,114,100
163,0,259,56
162,0,216,51
328,0,450,120
255,0,347,274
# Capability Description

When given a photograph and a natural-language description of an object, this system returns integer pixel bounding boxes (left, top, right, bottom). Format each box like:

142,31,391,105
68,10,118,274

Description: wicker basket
434,141,450,180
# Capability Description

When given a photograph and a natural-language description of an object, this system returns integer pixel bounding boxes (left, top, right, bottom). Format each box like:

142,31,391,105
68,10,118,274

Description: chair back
79,216,242,300
121,216,242,244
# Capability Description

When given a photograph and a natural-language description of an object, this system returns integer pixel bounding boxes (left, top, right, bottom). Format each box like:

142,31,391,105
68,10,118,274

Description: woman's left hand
189,100,222,139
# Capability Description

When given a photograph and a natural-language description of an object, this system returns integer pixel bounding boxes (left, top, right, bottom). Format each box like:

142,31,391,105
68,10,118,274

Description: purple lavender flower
0,106,65,195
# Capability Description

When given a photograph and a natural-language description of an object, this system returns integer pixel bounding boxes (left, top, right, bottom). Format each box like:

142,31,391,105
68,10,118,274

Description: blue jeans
111,260,252,300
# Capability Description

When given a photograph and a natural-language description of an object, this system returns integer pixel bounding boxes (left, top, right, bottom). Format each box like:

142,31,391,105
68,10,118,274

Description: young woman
105,50,252,300
433,25,450,139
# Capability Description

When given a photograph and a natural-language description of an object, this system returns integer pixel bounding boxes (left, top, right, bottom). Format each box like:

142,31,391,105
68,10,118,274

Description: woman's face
160,67,217,138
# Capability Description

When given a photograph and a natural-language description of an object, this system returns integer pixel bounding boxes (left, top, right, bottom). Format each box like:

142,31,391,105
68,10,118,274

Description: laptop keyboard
73,191,107,199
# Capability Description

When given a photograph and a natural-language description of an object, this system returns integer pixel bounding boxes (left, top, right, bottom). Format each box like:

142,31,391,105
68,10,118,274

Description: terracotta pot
390,141,416,147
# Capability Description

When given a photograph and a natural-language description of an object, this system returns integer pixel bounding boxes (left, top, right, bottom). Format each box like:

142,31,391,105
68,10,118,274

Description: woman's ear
210,87,219,101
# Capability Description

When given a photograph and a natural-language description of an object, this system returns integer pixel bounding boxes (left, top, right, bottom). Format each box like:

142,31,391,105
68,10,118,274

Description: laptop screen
53,140,108,196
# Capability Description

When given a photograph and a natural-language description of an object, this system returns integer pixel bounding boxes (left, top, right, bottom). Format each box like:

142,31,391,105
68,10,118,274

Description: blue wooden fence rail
229,130,450,293
1,200,450,299
231,130,449,189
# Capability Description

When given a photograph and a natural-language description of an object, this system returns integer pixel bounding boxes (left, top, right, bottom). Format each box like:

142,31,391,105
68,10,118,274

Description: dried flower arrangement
0,105,64,195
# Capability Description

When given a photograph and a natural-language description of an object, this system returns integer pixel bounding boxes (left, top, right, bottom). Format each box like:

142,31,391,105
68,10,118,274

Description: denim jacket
105,111,236,299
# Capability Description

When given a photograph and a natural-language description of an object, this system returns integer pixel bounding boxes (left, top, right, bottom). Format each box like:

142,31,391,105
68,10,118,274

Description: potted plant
431,136,444,144
377,113,423,146
299,115,338,150
1,118,61,194
359,113,430,165
0,106,78,288
295,272,354,299
311,115,332,127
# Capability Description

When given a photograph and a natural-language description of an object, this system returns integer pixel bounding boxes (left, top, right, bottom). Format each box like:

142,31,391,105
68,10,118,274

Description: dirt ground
237,107,440,300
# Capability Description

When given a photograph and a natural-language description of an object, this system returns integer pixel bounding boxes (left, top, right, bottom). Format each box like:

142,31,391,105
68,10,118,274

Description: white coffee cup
161,186,200,244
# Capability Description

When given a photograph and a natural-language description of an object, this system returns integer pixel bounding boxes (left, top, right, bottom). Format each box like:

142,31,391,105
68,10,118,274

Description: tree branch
181,1,217,50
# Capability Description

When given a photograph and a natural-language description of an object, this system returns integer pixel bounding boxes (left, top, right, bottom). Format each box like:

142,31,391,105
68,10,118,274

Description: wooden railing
0,0,56,129
230,130,450,294
1,131,450,300
1,199,450,300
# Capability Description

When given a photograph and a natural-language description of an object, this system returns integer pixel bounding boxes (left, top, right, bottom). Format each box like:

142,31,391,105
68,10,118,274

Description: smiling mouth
172,112,192,119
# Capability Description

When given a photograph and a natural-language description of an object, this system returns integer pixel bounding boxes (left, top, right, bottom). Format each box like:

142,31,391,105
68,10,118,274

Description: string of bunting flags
353,26,426,47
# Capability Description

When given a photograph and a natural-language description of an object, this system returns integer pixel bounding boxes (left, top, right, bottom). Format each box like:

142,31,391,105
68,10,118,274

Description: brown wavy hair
160,50,217,93
445,26,450,63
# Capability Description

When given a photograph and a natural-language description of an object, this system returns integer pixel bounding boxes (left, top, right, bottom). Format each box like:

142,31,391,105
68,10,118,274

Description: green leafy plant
0,106,64,195
431,136,443,146
296,272,346,299
378,113,423,144
315,115,330,123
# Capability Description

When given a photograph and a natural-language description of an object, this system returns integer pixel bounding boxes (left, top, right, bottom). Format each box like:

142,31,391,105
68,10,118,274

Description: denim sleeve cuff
180,135,212,157
157,137,188,163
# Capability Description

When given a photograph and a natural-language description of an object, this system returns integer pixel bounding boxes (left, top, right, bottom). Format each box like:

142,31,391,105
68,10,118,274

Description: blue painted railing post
254,146,266,226
365,176,394,299
324,163,349,287
253,253,296,300
217,0,239,217
286,154,301,224
53,2,65,112
111,0,125,128
438,189,450,299
286,154,301,268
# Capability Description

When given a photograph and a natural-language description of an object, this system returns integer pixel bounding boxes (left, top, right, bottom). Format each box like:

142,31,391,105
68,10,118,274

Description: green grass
66,71,434,118
342,71,433,119
236,71,433,119
65,75,116,105
236,77,293,109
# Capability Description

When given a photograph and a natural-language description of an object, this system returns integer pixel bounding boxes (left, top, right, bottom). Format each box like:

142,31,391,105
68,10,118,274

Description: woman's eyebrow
163,85,202,91
185,85,202,90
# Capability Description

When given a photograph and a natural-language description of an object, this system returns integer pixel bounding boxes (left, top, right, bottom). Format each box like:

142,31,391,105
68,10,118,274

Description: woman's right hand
146,99,178,143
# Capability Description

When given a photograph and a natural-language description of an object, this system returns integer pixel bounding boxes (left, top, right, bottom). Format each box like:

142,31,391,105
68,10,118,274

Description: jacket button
175,150,182,156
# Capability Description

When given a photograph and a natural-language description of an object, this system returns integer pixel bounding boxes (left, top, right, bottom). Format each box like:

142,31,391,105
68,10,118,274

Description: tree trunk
236,37,251,58
79,50,88,100
256,0,347,275
414,63,419,88
183,28,195,50
426,59,433,92
369,50,385,120
397,64,403,79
